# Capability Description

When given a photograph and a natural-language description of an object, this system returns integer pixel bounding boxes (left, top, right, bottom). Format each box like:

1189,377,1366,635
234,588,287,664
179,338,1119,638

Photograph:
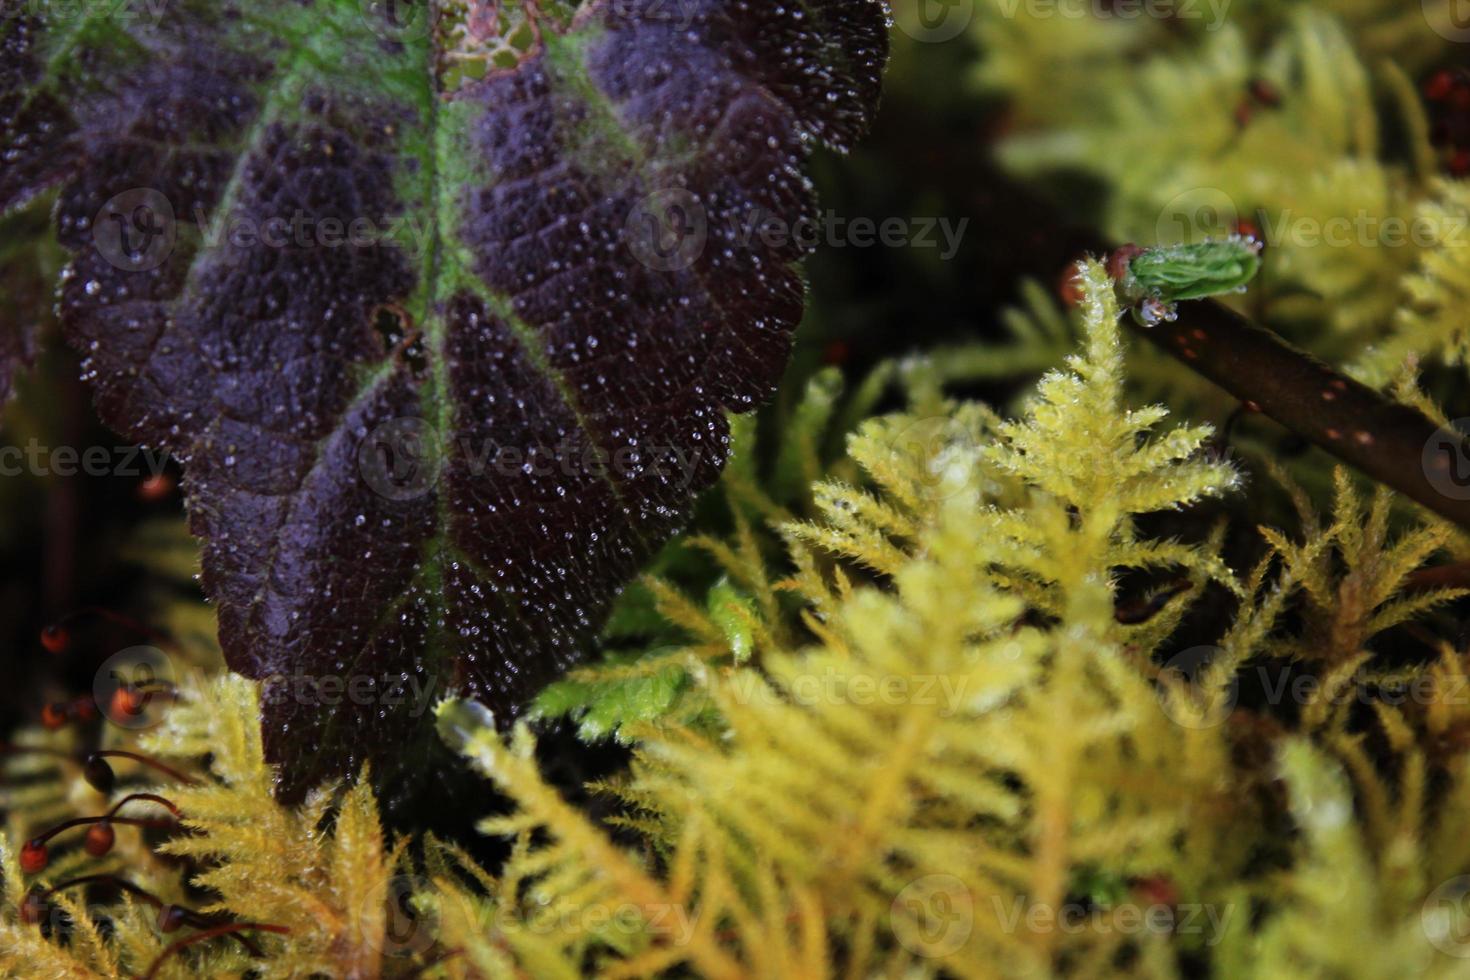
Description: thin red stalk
91,751,198,786
48,607,180,653
107,793,183,820
136,924,289,980
32,877,261,956
1405,562,1470,593
29,815,175,847
39,874,163,908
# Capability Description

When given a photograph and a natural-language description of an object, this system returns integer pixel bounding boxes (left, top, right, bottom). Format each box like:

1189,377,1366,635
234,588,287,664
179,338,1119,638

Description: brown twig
1129,295,1470,530
89,750,199,786
1405,562,1470,593
861,81,1470,532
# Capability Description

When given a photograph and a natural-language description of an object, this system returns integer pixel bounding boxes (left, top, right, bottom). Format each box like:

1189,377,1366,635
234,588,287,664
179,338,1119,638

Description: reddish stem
1135,297,1470,529
137,923,289,980
45,607,180,653
26,876,263,956
91,751,198,786
1405,562,1470,594
35,874,163,908
29,814,176,848
108,793,184,820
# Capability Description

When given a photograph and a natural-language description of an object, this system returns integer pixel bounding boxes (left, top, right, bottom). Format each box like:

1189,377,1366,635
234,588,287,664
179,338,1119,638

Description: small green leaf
1118,238,1264,306
706,576,757,664
530,653,692,742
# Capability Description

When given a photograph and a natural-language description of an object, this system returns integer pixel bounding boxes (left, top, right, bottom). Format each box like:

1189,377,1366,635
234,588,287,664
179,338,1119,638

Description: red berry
136,473,175,503
40,624,69,655
72,699,99,723
1451,149,1470,178
1426,70,1456,102
84,821,116,858
20,840,48,875
40,703,69,731
110,685,145,721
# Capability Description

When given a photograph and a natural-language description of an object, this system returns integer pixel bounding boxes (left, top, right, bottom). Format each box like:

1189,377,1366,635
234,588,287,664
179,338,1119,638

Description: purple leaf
2,0,888,800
